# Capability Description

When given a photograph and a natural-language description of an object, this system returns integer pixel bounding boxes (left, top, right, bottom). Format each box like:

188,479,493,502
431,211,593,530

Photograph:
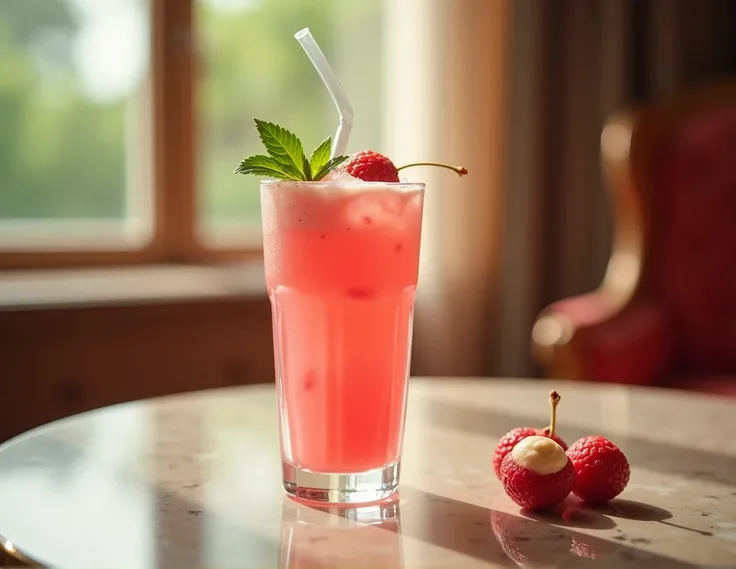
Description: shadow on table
395,487,702,568
416,398,736,489
520,496,617,529
591,499,715,537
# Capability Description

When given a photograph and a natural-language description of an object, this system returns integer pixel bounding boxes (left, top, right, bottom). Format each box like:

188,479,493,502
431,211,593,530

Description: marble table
1,378,735,568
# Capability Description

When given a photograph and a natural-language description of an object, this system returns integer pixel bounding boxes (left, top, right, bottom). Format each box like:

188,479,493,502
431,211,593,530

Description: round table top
1,378,735,569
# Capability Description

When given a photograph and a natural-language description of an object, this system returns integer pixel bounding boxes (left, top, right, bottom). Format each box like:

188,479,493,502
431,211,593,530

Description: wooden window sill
0,262,267,311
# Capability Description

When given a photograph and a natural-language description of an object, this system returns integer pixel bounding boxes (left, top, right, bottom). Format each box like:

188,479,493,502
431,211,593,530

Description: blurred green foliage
0,0,382,227
0,0,125,219
198,0,383,226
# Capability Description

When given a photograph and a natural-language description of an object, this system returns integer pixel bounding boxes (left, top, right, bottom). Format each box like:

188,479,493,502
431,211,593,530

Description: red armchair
532,81,736,396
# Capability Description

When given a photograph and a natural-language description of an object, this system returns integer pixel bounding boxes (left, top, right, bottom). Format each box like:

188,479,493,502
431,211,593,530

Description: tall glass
261,179,425,503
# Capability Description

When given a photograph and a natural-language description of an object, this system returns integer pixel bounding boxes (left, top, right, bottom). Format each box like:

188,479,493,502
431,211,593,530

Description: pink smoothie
261,180,424,473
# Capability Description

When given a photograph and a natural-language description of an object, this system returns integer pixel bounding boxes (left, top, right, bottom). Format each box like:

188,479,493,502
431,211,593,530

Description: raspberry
492,391,568,479
343,150,400,182
342,151,468,182
500,436,575,511
567,436,630,504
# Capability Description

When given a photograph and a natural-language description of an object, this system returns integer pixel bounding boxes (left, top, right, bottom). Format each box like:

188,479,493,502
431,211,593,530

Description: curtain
385,0,736,379
495,0,736,378
384,0,510,377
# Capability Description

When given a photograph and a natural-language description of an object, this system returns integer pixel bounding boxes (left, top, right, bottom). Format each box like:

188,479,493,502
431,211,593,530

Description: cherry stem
396,162,468,177
548,391,561,438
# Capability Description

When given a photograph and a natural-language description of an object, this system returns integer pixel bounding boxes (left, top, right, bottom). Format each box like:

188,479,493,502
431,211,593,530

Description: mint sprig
315,156,350,180
234,155,295,178
309,137,332,176
234,119,348,181
254,119,306,177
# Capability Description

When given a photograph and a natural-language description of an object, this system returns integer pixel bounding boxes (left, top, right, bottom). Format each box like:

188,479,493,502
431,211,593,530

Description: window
196,0,383,247
0,0,383,268
0,0,152,262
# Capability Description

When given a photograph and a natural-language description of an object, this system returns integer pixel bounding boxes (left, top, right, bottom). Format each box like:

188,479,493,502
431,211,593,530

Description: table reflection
279,497,403,569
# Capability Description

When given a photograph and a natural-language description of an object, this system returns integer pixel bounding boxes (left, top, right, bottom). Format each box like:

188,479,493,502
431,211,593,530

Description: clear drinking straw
294,28,354,158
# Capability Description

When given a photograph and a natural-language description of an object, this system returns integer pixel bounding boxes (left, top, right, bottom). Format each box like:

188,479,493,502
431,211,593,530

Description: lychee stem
548,390,561,438
396,162,468,177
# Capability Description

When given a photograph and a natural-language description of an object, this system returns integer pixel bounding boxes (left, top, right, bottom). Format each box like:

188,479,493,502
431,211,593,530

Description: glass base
282,461,400,504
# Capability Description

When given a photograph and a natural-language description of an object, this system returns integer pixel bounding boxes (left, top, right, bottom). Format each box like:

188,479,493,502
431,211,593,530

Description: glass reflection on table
279,497,403,569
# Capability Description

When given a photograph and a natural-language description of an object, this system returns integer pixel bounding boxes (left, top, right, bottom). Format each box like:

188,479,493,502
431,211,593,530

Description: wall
0,297,274,442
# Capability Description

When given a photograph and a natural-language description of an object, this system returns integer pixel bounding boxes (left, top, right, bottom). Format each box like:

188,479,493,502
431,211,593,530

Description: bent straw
294,28,354,158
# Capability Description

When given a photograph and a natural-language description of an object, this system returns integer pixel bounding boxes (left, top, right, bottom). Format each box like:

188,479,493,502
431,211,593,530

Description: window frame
0,0,258,270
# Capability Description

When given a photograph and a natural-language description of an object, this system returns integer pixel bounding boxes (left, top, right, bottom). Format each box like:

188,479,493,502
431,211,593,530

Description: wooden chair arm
532,294,674,384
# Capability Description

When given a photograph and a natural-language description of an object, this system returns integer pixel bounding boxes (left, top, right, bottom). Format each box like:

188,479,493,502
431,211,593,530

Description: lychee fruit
493,391,568,478
500,435,575,511
566,435,630,504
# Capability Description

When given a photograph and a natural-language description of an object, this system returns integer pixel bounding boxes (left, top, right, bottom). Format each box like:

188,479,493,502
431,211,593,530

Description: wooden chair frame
532,80,736,380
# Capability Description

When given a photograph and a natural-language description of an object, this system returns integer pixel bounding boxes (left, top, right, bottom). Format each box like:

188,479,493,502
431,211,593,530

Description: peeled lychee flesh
493,427,568,479
493,390,568,480
501,436,575,511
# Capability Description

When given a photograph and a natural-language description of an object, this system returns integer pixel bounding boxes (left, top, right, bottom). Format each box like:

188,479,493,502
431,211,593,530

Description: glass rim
259,179,425,190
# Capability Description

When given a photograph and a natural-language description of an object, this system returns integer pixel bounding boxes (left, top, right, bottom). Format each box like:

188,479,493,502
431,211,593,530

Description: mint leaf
309,137,332,177
234,120,349,181
303,156,312,181
254,119,307,180
234,154,295,178
314,155,349,180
